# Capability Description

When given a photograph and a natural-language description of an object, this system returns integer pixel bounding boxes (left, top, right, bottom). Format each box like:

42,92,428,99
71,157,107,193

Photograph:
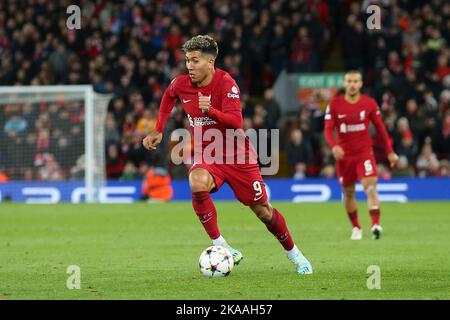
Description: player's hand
332,145,345,160
387,152,399,169
198,92,211,114
142,131,163,150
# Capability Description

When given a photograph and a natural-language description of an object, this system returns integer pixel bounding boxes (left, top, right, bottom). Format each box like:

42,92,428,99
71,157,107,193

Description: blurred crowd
339,0,450,178
0,101,85,181
283,0,450,179
0,0,449,181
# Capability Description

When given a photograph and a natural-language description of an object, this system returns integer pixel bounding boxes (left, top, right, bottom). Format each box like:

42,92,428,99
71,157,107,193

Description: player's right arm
324,101,344,160
143,79,178,150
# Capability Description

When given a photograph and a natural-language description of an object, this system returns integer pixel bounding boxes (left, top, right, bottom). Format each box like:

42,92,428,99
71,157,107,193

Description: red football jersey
156,68,256,164
324,94,393,156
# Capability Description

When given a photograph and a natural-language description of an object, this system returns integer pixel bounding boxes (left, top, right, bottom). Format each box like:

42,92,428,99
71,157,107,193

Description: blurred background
0,0,449,201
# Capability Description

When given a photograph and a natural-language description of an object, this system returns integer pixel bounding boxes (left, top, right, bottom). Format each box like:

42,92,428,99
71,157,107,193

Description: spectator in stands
4,115,27,135
122,113,137,138
396,130,418,165
391,155,416,177
342,13,366,71
22,103,38,129
106,144,125,179
435,54,450,82
438,159,450,177
35,128,50,151
48,41,69,81
141,167,173,202
439,90,450,115
393,117,411,149
108,97,127,129
286,129,313,179
37,153,65,181
136,109,157,136
0,166,8,183
433,112,450,159
319,143,335,168
291,27,316,73
261,88,281,130
416,138,440,177
269,23,289,79
70,155,85,181
120,162,141,181
23,132,36,169
105,113,121,146
53,135,76,169
405,99,427,141
127,132,151,168
319,164,336,179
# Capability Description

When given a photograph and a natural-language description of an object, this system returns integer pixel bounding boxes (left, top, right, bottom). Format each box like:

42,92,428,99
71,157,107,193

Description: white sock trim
212,235,227,247
285,245,300,259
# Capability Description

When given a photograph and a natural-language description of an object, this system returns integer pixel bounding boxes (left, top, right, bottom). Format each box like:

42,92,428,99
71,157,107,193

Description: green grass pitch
0,202,449,300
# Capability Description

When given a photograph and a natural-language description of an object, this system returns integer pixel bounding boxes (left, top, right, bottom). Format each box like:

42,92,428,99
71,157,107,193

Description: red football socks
192,191,221,240
370,208,381,226
192,194,296,251
265,208,295,251
347,210,361,229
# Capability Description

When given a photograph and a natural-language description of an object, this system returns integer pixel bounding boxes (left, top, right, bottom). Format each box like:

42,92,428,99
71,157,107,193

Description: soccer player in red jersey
143,35,312,274
324,70,399,240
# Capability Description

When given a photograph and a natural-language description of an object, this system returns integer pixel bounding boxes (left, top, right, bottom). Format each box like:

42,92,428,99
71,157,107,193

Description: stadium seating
0,0,449,181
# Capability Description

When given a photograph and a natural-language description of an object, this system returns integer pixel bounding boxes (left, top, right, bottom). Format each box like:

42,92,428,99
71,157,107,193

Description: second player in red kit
326,94,388,185
324,70,399,240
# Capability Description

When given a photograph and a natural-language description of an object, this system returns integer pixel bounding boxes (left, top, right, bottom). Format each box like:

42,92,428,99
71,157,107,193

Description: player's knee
364,184,377,195
344,188,355,199
189,172,212,193
190,181,210,193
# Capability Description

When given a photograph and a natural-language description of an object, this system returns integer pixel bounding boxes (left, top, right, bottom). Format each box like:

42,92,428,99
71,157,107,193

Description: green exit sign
298,73,344,88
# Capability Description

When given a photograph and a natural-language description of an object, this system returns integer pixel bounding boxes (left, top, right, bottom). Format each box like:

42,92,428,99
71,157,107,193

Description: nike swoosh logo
253,194,263,201
338,115,346,119
182,99,191,103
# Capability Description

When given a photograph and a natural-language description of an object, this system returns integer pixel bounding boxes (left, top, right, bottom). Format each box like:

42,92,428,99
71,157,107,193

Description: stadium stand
0,0,449,181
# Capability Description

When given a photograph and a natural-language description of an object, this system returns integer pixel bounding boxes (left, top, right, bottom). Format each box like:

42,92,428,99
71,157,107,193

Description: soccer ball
199,246,234,277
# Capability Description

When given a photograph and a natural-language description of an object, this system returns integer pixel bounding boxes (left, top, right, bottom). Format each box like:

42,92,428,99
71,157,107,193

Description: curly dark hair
181,35,218,58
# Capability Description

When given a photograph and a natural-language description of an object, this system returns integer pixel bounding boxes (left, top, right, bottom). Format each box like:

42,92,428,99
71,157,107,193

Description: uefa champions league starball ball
199,246,234,277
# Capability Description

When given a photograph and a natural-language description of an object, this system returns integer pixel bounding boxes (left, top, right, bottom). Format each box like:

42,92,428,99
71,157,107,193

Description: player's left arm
369,99,399,167
199,79,243,129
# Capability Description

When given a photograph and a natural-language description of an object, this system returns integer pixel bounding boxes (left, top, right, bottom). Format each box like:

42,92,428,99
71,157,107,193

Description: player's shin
366,186,381,227
192,191,221,240
344,190,360,229
369,206,381,226
347,210,361,229
266,208,312,274
265,208,295,250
